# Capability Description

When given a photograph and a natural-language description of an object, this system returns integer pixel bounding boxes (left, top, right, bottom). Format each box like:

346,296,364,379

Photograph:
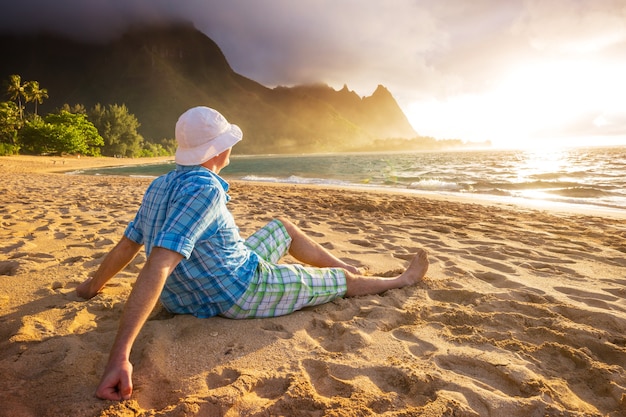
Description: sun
493,60,615,130
405,58,626,149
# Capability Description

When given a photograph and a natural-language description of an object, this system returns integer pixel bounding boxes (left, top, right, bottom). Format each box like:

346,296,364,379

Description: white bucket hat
175,106,243,166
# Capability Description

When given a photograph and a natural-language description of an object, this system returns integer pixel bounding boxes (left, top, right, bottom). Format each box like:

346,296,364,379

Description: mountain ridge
0,23,418,154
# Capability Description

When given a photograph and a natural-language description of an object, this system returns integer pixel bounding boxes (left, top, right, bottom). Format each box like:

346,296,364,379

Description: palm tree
25,81,48,116
6,75,26,120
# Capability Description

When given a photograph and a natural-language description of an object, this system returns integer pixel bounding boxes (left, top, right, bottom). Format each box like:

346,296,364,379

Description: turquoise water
72,147,626,211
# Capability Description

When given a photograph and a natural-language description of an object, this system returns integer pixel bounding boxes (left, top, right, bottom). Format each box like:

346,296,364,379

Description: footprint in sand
301,359,354,399
206,367,290,398
349,239,378,248
427,288,485,306
306,230,325,238
260,321,292,339
206,368,241,389
301,358,435,412
66,243,95,249
392,327,438,358
603,286,626,300
393,252,418,261
434,353,542,398
60,256,86,265
463,255,518,274
472,271,524,289
358,301,421,332
223,341,245,357
305,318,370,352
24,252,56,264
518,261,583,279
94,237,115,248
333,226,362,235
251,375,291,400
10,316,56,342
528,342,625,404
320,241,335,251
0,260,20,276
1,240,36,254
503,288,550,304
324,298,364,322
554,285,624,312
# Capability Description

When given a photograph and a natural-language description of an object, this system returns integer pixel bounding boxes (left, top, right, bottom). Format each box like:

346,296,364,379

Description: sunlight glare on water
514,148,569,183
512,149,571,203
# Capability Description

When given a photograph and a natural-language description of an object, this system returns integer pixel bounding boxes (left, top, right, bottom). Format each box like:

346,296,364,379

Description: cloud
1,0,625,143
191,1,451,93
512,0,626,54
2,1,624,94
0,0,159,40
0,1,518,95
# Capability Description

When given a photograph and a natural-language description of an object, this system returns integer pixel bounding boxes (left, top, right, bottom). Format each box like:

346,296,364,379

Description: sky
2,0,626,148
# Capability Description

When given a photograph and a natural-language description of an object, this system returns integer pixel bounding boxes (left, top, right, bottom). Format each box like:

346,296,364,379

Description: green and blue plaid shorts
221,219,348,319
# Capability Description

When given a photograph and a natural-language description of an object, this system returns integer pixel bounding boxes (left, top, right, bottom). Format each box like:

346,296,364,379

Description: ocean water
76,146,626,212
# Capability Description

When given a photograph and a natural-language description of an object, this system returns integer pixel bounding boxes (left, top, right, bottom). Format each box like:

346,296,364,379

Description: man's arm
76,236,142,299
95,247,183,401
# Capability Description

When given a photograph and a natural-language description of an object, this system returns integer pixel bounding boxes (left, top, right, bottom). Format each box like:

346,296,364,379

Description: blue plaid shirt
124,165,259,318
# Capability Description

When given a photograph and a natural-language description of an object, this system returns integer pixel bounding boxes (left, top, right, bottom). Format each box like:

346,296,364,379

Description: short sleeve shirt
124,164,259,318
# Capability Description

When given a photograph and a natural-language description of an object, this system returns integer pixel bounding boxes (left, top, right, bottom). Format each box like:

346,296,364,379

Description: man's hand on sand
76,277,98,300
96,359,134,401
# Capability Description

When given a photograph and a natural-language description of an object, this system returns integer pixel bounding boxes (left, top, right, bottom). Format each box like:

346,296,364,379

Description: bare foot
343,250,429,297
400,249,429,286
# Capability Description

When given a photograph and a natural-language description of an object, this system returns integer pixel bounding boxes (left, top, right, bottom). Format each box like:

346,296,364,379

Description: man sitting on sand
76,106,429,401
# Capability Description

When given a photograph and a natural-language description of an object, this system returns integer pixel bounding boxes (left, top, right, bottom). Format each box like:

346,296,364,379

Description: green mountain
0,23,418,154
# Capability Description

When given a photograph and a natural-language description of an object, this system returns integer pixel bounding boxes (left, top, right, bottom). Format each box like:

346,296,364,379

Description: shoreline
5,155,623,219
0,154,174,174
1,155,626,416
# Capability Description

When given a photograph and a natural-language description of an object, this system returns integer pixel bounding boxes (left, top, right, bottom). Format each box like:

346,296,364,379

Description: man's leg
277,217,361,274
226,219,430,319
222,250,429,319
277,217,429,296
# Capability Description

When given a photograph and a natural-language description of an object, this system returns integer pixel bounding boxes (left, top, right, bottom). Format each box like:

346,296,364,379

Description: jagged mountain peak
0,25,417,153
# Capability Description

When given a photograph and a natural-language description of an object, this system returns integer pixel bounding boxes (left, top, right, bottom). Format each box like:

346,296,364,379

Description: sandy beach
1,155,625,417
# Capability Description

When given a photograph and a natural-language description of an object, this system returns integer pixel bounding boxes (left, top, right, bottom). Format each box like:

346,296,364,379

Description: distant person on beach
76,106,429,401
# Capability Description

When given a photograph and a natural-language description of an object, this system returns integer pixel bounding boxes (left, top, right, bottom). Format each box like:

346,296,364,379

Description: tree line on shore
0,75,175,157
